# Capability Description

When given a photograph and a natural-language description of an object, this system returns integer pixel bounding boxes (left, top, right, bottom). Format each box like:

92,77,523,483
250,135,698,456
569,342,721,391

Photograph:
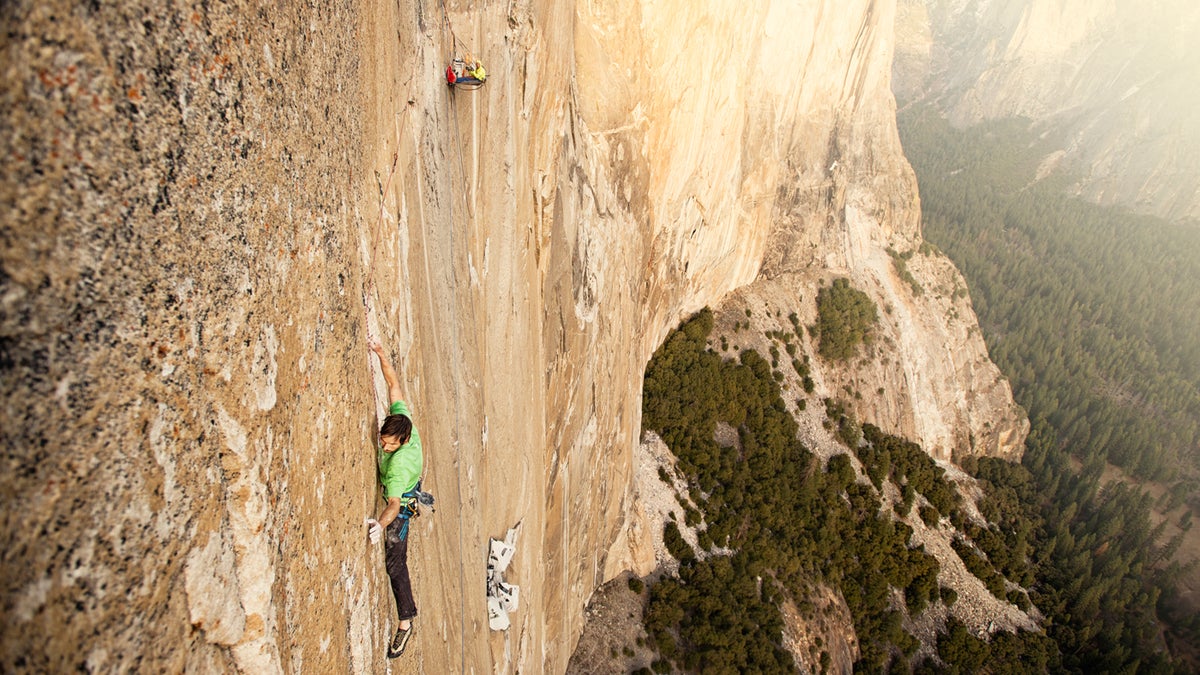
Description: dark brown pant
385,518,417,621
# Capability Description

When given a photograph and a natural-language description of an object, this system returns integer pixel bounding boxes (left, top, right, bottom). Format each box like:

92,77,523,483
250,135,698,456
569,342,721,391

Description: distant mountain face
895,0,1200,223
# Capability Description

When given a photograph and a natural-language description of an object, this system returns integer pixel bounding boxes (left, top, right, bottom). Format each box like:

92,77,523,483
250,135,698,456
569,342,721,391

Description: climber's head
379,414,412,453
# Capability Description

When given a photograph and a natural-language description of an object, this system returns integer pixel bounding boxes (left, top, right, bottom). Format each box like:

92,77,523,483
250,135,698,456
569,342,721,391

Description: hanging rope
445,111,471,675
439,0,471,62
448,92,476,220
438,1,475,670
360,106,416,418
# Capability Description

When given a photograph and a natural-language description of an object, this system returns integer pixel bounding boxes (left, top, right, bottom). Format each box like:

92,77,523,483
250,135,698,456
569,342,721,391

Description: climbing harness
394,480,436,541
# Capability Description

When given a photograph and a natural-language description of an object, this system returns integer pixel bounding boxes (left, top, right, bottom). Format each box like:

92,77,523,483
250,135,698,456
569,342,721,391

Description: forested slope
636,310,1056,672
897,105,1200,483
897,103,1200,668
634,306,1187,672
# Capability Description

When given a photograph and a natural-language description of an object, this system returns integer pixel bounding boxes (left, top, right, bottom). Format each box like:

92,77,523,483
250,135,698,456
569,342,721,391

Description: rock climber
365,339,423,658
464,59,487,83
446,57,487,87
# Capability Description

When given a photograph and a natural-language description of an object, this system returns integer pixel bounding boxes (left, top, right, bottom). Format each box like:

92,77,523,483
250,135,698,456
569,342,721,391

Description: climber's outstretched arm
369,340,404,403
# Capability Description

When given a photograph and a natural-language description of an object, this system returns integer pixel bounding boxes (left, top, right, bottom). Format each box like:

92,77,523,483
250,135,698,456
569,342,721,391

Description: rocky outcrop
706,269,1026,464
895,0,1200,223
2,0,1024,672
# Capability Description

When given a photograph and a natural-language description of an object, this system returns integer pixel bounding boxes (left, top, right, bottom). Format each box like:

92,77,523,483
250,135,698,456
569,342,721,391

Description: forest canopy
815,278,878,361
637,292,1189,671
898,103,1198,670
638,310,1059,673
897,104,1200,483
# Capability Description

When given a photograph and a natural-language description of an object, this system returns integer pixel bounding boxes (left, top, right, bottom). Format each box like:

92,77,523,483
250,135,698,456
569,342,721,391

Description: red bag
445,65,457,85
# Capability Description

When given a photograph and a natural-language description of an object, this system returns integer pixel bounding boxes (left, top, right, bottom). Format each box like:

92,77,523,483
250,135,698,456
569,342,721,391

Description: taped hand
365,518,382,544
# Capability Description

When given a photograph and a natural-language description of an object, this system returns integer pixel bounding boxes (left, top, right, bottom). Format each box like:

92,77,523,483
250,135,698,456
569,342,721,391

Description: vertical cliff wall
2,0,1024,672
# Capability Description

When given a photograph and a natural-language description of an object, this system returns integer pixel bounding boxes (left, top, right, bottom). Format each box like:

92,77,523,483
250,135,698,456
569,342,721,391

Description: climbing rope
443,82,472,675
361,154,396,411
448,77,476,220
445,112,471,675
439,1,475,669
439,0,473,64
361,108,412,415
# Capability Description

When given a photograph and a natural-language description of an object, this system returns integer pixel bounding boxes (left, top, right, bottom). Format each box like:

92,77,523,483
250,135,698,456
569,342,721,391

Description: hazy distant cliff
2,0,1023,672
895,0,1200,222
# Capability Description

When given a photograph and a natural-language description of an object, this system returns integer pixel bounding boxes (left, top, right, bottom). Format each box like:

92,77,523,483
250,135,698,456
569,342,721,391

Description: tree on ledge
815,278,878,361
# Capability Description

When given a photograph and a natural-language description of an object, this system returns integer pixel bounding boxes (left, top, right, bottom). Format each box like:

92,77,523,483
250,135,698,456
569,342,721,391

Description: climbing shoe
387,622,413,658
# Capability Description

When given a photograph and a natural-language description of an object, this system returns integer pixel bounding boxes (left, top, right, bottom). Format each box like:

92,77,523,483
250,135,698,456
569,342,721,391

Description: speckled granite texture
1,1,377,671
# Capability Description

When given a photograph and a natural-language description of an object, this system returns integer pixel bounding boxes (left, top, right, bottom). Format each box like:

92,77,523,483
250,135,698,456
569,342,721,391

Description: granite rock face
2,1,378,672
895,0,1200,223
2,0,1024,672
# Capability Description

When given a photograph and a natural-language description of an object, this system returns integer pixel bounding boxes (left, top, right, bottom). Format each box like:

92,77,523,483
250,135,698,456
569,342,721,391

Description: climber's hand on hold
366,517,382,544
